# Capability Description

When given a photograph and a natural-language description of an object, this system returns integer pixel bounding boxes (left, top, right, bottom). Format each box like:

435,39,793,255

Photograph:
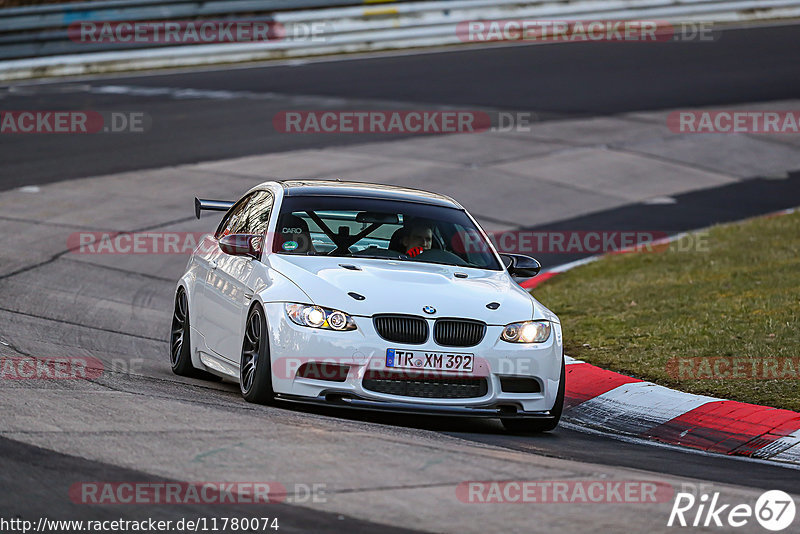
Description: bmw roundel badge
423,306,436,314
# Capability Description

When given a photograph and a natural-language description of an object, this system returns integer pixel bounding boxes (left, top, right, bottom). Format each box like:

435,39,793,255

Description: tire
170,287,222,381
170,288,196,376
240,303,275,404
501,357,565,434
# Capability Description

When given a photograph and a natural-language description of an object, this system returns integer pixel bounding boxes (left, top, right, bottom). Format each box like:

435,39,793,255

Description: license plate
386,349,474,372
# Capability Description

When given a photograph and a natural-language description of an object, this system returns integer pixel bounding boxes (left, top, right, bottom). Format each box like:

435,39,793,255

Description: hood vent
348,292,366,301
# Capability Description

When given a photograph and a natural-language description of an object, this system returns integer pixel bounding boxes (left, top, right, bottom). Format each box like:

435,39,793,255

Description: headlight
285,303,357,331
500,321,551,343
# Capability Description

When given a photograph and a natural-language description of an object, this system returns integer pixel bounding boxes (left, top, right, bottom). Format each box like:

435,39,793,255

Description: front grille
434,319,486,347
362,370,488,399
373,314,428,344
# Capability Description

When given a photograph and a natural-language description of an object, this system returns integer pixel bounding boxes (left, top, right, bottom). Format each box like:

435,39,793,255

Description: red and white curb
520,207,800,465
562,357,800,465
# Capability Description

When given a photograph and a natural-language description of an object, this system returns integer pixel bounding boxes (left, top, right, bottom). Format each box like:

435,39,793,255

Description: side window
242,190,274,235
215,195,250,239
215,191,274,239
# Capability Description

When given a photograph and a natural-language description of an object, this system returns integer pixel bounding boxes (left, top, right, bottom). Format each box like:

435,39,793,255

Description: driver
402,219,433,257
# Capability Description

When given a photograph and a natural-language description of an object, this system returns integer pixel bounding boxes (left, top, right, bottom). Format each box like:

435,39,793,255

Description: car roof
260,180,462,209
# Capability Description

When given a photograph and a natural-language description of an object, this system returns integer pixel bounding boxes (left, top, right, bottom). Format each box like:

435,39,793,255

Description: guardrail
0,0,388,32
1,0,799,80
0,0,412,58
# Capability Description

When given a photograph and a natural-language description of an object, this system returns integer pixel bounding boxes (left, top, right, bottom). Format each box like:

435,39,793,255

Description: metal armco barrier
1,0,800,80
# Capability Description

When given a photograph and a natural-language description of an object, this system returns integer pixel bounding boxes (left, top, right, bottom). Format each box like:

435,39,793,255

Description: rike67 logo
668,490,796,531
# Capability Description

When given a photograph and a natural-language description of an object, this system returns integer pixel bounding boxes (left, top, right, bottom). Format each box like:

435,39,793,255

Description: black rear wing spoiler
195,197,234,219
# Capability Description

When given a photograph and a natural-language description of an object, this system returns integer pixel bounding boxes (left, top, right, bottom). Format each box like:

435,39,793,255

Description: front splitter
275,393,554,419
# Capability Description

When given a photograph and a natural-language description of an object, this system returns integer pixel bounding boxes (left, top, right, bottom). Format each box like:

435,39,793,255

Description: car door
192,193,251,355
203,190,274,362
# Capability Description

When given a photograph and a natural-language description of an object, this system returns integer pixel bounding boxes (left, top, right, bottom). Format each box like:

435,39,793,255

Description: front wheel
240,303,275,404
502,357,565,434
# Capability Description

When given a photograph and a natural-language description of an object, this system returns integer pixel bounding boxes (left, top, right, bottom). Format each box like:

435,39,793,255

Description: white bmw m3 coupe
171,180,564,432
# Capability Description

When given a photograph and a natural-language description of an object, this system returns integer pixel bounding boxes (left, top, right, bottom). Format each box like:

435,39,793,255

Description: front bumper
263,302,563,414
275,393,557,419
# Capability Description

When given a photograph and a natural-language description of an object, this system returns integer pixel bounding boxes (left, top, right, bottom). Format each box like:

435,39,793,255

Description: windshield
272,196,501,270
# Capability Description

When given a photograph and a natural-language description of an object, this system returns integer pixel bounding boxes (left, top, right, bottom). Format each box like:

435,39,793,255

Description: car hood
268,255,541,324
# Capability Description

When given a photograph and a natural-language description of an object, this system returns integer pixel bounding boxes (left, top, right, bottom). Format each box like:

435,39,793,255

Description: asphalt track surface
1,22,800,532
264,403,800,493
1,23,800,189
0,436,423,532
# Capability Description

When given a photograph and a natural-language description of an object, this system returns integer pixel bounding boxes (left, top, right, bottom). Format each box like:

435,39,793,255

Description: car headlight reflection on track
500,321,551,343
285,303,357,331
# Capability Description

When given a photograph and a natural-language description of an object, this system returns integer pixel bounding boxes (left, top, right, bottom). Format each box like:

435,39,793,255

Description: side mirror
219,234,263,260
500,254,541,279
